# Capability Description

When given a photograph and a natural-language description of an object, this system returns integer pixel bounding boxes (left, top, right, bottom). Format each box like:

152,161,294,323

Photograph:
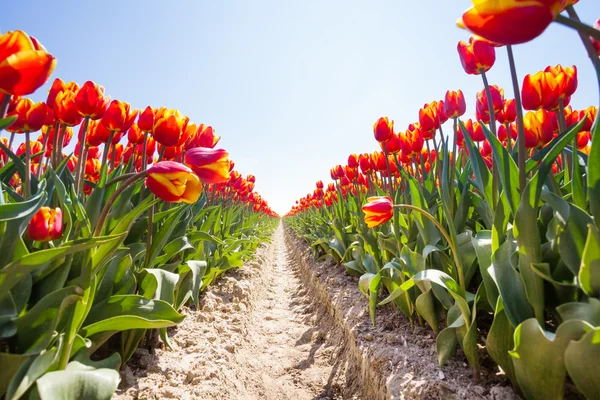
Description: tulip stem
480,70,500,207
94,171,147,236
37,127,51,179
393,204,465,297
100,131,114,178
382,142,393,194
78,145,89,195
449,118,458,215
74,117,90,196
0,94,10,121
8,132,15,150
555,14,600,42
506,45,527,193
139,130,150,202
24,131,31,198
145,204,154,268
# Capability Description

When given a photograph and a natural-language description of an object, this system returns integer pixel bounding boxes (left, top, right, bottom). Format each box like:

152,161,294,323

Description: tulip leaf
579,224,600,297
0,115,17,131
81,295,184,337
416,288,438,334
140,268,180,305
33,361,119,400
6,346,59,400
509,318,592,400
587,113,600,226
175,260,207,309
556,298,600,326
0,353,29,397
486,297,517,388
564,328,600,400
459,120,493,211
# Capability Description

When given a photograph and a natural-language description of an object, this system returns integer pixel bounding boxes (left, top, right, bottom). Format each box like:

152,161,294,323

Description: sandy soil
115,223,361,400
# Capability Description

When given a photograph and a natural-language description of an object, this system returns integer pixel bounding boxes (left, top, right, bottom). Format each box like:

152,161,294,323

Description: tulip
373,117,394,142
497,99,516,124
419,103,440,135
476,85,504,123
16,140,43,163
544,65,577,99
359,153,372,174
195,124,220,148
47,79,78,109
347,154,359,169
6,98,47,133
522,70,565,111
362,196,393,228
330,165,345,180
382,133,402,154
184,148,230,184
75,81,109,120
152,107,189,146
136,106,155,132
128,123,144,144
457,37,495,75
444,90,466,119
592,19,600,55
523,110,554,149
459,0,563,45
401,124,425,156
146,161,202,204
316,180,324,189
27,207,63,242
101,100,138,132
498,122,517,142
0,31,56,96
54,90,83,126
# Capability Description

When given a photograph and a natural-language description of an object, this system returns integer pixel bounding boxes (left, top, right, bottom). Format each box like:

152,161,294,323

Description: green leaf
141,269,180,305
471,231,499,308
486,297,516,388
509,318,592,400
415,288,438,334
81,295,184,337
579,224,600,297
556,298,600,326
34,361,119,400
175,260,207,309
586,112,600,225
564,328,600,400
0,353,29,397
147,205,190,268
6,347,59,400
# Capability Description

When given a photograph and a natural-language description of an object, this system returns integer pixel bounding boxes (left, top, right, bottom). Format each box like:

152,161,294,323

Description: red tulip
137,106,155,132
0,31,56,96
457,36,495,75
444,90,466,119
75,81,109,120
523,110,554,149
101,100,138,132
373,117,394,142
476,85,504,123
152,107,189,146
28,207,63,242
459,0,563,45
6,98,47,133
497,99,516,124
54,90,83,126
195,124,220,148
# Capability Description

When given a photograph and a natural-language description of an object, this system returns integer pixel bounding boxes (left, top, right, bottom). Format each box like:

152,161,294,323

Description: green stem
382,142,393,194
37,127,51,179
393,204,466,296
24,131,31,198
506,45,527,193
555,13,600,42
74,117,90,196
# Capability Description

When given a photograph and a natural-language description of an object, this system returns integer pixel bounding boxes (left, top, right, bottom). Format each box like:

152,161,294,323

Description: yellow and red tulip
459,0,563,45
444,90,466,119
0,31,56,96
457,36,495,75
184,147,230,184
195,124,220,148
75,80,109,120
101,100,138,132
27,207,63,242
146,161,202,204
6,98,47,133
523,109,554,149
137,106,155,132
373,117,394,143
152,107,189,147
54,89,83,126
362,196,393,228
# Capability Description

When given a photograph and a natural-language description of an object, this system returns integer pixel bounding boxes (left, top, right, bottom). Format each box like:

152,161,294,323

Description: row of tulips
0,30,277,400
285,2,600,399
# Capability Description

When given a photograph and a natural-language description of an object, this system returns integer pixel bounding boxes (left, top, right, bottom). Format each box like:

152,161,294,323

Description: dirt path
116,223,358,400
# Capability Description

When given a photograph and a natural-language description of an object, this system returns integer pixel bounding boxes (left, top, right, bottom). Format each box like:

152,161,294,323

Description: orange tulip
184,148,230,184
457,36,495,75
6,98,47,133
497,98,516,123
359,153,372,174
146,161,202,204
54,90,83,126
127,123,144,144
419,103,440,135
444,90,466,119
137,106,155,132
522,71,562,111
0,31,56,96
459,0,563,45
75,81,109,120
544,65,577,99
401,124,425,156
101,100,138,132
195,124,220,149
16,140,43,162
152,107,189,146
362,196,393,228
27,207,63,242
330,164,345,180
373,117,394,143
347,154,359,169
523,110,554,149
382,132,402,154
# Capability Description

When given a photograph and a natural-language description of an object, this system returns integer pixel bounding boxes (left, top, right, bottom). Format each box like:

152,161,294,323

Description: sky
5,0,600,215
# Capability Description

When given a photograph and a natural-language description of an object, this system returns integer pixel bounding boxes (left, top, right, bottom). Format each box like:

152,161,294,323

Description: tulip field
2,1,600,400
285,2,600,400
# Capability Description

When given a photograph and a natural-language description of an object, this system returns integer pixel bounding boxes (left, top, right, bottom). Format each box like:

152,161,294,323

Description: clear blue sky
6,0,600,214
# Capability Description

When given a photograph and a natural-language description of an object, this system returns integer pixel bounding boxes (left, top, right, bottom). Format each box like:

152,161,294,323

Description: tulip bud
457,37,495,75
373,117,394,142
146,161,202,204
75,80,109,120
28,207,63,242
362,196,393,228
184,148,230,184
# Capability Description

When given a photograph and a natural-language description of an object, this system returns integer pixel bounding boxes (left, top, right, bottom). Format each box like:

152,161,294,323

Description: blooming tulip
152,107,189,146
27,207,63,242
195,124,221,149
0,31,56,96
6,98,47,133
544,65,577,99
459,0,563,45
101,100,138,132
362,196,393,228
523,110,554,149
75,80,109,119
444,90,466,119
457,37,495,75
373,117,394,142
146,161,202,204
184,148,230,184
54,90,83,126
497,99,516,124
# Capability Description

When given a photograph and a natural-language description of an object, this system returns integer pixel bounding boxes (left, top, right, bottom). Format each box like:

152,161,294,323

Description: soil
115,222,519,399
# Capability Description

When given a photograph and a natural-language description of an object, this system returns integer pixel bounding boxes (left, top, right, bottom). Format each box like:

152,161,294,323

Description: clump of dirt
285,228,519,400
115,224,364,400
